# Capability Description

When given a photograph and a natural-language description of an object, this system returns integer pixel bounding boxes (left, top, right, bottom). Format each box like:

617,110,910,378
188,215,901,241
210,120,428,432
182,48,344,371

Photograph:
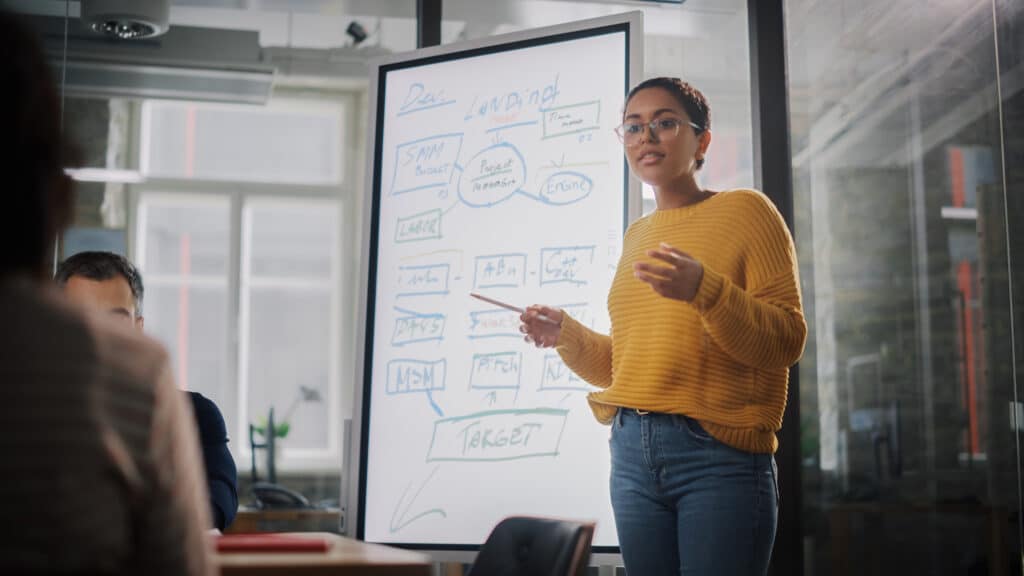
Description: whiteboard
354,13,642,551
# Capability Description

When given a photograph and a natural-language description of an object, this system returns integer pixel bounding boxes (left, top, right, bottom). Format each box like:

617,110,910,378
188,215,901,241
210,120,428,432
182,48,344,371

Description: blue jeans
609,409,778,576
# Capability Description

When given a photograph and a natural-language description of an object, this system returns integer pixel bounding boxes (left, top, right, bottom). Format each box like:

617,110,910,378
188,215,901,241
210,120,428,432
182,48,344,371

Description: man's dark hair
56,251,145,315
0,10,75,275
625,77,711,169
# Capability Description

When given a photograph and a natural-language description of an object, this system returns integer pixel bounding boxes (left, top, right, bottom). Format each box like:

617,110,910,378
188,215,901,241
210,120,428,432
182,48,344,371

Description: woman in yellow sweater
520,77,807,575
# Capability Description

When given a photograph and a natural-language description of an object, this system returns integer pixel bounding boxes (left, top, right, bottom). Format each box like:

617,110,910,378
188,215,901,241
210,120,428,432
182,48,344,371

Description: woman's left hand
633,242,704,302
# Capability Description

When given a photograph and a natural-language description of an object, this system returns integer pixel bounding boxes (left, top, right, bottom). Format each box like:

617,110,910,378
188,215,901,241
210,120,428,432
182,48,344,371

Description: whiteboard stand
350,10,643,562
339,417,351,535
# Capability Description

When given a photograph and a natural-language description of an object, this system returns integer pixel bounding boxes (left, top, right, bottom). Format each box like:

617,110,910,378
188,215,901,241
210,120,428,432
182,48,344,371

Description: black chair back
467,516,596,576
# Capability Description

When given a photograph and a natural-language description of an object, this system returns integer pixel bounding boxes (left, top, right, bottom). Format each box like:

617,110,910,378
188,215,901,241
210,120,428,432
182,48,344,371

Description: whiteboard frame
347,10,643,560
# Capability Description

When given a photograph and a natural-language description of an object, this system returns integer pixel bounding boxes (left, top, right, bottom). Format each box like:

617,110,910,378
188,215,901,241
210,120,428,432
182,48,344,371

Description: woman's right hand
519,305,564,348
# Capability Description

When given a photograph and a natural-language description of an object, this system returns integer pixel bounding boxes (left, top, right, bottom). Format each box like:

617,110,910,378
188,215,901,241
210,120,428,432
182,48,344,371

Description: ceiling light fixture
81,0,170,40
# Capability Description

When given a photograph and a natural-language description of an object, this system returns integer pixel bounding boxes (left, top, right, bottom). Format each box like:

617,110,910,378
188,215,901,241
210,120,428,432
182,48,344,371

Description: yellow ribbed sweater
556,188,807,453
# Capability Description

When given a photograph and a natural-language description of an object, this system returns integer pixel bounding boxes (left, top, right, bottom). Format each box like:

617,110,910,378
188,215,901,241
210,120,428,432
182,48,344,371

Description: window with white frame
137,194,232,414
134,97,345,471
141,100,343,185
241,198,341,464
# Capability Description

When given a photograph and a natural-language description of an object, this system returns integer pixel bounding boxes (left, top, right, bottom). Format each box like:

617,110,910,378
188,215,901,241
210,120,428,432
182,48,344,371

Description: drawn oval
538,171,593,205
457,143,527,207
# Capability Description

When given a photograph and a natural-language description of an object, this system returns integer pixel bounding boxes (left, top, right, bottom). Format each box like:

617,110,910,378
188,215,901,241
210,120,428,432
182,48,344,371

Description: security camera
81,0,170,40
346,21,368,45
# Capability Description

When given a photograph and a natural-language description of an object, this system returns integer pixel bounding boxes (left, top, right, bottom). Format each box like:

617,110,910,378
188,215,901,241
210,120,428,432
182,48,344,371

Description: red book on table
216,533,331,553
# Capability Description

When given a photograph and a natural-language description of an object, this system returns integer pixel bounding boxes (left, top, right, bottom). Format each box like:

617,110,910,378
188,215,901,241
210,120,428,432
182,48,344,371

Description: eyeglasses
614,118,704,147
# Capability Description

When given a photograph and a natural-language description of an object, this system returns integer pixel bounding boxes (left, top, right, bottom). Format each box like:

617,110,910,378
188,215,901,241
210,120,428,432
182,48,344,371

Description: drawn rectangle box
397,263,450,297
539,353,587,391
473,253,527,289
469,351,522,391
395,209,443,244
391,133,464,195
426,408,569,462
541,101,601,139
391,313,446,346
539,246,595,286
467,309,521,339
386,359,447,394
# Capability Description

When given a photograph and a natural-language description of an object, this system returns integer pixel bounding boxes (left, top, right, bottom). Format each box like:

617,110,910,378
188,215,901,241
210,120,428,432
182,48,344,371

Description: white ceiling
6,0,746,51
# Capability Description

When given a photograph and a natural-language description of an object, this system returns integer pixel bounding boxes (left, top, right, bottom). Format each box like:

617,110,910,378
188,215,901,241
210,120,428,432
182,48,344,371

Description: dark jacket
187,392,238,531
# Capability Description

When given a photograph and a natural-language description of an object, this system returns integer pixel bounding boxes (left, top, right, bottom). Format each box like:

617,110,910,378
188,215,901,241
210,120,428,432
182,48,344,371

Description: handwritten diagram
365,28,628,546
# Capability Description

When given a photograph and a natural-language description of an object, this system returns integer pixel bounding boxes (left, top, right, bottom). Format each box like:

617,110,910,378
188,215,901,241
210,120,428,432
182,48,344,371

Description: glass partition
785,0,1024,572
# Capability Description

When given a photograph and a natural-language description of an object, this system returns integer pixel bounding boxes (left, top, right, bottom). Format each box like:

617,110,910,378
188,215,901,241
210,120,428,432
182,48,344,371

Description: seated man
57,251,239,531
0,10,211,574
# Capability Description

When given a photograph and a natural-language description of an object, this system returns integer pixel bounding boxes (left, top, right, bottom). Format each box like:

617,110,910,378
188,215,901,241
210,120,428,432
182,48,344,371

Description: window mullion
229,190,245,468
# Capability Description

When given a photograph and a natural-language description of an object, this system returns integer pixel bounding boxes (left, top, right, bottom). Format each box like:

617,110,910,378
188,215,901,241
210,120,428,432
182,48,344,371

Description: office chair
467,516,596,576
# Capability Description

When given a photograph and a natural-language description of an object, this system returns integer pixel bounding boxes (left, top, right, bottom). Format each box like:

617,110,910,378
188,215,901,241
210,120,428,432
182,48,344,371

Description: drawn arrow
426,390,444,417
443,199,460,216
390,465,447,533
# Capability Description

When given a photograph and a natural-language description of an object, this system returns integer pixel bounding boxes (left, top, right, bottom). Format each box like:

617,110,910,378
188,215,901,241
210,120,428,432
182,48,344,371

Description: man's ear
135,315,145,331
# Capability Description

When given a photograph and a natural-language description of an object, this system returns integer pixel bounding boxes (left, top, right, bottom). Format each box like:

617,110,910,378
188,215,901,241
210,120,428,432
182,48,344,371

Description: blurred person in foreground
0,9,213,575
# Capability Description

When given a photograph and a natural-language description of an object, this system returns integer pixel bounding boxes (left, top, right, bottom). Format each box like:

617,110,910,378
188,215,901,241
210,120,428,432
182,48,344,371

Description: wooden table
216,532,432,576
